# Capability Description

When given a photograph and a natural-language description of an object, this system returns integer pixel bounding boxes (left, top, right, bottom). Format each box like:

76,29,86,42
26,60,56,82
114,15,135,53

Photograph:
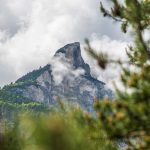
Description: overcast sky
0,0,129,87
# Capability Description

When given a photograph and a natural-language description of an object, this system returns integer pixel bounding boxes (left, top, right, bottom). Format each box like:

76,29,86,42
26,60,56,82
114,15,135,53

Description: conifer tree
85,0,150,149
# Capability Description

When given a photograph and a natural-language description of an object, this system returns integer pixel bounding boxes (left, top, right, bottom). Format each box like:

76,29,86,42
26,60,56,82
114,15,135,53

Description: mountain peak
55,42,90,75
56,42,80,53
55,42,81,60
2,42,113,112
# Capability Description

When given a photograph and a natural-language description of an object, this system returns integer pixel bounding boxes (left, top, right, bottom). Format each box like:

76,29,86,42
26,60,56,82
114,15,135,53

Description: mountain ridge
1,42,113,112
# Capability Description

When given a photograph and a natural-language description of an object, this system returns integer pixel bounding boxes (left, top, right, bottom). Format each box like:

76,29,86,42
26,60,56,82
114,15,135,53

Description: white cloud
0,0,129,87
50,53,85,85
81,34,129,90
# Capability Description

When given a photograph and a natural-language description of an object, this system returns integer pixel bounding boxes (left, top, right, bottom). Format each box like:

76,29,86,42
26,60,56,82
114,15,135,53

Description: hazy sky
0,0,129,87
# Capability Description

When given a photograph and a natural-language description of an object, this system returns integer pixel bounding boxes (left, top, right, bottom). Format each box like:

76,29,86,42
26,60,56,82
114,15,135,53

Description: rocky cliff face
55,42,90,75
4,42,113,112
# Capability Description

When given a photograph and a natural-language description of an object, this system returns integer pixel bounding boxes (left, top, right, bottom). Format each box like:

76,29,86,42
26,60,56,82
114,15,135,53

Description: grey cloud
0,62,17,86
0,0,32,37
0,0,128,40
0,0,20,36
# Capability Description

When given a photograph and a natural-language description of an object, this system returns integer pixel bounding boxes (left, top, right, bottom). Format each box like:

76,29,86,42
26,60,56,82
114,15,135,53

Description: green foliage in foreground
0,107,117,150
0,98,149,150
